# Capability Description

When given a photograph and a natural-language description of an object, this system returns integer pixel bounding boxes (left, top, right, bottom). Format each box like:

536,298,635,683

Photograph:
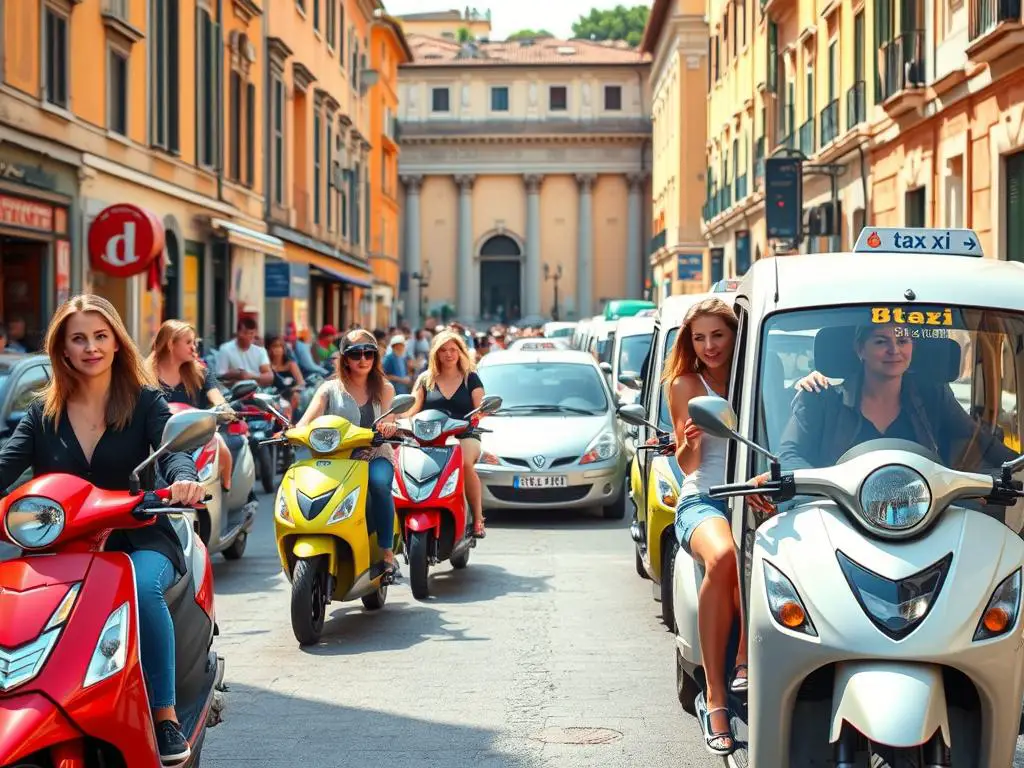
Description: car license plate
513,475,567,489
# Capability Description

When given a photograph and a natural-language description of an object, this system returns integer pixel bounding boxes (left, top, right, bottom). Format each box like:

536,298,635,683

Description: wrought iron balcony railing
970,0,1022,39
798,118,815,154
820,100,839,146
879,31,926,102
846,80,866,130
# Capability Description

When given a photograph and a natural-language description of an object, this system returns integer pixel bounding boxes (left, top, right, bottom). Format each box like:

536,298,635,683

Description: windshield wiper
499,404,598,415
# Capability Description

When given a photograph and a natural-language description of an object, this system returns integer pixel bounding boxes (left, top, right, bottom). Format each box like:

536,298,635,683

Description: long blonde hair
420,329,475,390
146,320,205,401
43,294,155,430
662,297,738,386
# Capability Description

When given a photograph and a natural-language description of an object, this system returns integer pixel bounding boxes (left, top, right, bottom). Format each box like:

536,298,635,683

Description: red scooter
393,395,501,599
0,409,223,768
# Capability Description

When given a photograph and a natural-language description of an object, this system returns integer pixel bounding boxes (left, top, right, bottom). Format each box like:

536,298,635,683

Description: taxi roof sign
852,227,983,258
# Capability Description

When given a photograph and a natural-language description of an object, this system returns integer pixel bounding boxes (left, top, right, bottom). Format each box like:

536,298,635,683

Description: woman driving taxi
403,330,487,538
0,295,204,766
297,329,401,579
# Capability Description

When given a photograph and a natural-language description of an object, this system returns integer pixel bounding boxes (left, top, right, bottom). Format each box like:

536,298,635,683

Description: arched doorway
479,234,521,324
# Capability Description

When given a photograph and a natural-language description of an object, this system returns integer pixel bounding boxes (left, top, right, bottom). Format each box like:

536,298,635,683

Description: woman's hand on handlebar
746,472,776,516
168,480,205,507
377,422,399,439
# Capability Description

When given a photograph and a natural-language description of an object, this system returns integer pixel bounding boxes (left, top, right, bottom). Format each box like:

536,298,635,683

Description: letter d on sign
88,203,163,279
104,221,137,268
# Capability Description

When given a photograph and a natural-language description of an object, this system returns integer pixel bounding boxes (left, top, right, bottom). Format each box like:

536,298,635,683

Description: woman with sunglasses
296,330,401,577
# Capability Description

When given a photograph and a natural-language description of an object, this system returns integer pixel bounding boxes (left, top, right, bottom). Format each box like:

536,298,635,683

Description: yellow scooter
254,392,415,645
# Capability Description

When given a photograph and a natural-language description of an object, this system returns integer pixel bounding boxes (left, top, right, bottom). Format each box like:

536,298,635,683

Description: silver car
474,349,630,518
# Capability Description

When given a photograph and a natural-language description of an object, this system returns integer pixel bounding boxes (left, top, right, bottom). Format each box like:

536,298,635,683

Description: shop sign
55,241,71,305
676,253,703,281
88,204,164,278
0,195,53,231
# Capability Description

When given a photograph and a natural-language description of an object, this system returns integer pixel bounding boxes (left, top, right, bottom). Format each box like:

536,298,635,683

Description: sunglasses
344,348,377,360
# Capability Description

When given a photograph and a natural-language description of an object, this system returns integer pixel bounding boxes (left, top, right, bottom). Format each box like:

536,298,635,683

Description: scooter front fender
291,536,336,575
0,693,80,764
405,510,441,536
829,661,950,748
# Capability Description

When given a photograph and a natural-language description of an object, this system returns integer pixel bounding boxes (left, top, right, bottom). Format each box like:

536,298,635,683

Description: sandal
701,706,734,756
730,663,748,694
472,519,487,539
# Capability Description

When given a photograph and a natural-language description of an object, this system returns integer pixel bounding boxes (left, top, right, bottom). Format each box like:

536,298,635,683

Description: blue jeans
368,457,396,553
129,549,177,709
675,494,729,555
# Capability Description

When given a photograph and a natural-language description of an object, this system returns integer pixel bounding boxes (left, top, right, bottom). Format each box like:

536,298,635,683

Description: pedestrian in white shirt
216,317,273,386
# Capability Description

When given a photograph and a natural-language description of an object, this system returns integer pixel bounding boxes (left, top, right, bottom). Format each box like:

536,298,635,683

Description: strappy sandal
372,560,400,584
730,663,748,694
701,706,735,756
472,519,487,539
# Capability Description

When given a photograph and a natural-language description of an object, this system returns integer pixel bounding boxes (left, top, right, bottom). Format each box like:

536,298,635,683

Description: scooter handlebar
132,489,206,519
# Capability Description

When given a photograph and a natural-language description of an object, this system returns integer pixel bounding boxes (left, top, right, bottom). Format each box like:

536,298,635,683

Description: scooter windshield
756,304,1024,528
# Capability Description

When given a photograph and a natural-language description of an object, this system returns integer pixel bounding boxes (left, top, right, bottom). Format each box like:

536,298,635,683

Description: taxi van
619,291,734,628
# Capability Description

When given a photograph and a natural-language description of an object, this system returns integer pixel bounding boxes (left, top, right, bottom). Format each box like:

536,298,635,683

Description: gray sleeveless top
321,380,392,460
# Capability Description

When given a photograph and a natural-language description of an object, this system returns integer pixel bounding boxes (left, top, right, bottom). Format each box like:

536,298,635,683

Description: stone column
455,174,476,322
626,173,645,299
576,173,596,318
524,174,544,317
401,175,423,322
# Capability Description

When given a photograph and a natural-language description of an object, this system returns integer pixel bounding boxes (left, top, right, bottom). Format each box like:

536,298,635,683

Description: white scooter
673,394,1024,767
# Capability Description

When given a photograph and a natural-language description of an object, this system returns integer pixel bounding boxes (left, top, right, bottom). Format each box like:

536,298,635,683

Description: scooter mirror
616,403,650,428
478,395,502,415
251,392,277,410
387,394,417,417
161,410,219,453
688,396,739,440
599,361,612,375
618,372,641,390
230,380,259,400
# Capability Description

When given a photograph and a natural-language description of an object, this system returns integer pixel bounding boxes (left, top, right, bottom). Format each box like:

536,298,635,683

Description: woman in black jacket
0,295,204,766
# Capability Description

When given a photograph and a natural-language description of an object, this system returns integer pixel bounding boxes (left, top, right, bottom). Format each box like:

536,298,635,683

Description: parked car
0,353,51,446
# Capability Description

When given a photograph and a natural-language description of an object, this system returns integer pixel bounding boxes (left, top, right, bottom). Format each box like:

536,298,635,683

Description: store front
264,257,310,336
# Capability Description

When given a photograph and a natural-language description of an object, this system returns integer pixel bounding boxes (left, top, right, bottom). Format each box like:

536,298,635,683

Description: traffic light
765,157,803,240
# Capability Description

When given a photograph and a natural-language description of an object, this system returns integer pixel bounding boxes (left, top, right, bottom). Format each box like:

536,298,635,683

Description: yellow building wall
593,175,628,303
472,176,526,246
538,176,580,313
418,176,458,306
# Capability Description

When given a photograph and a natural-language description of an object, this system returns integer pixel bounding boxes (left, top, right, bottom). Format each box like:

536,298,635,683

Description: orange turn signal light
778,601,806,629
983,606,1010,634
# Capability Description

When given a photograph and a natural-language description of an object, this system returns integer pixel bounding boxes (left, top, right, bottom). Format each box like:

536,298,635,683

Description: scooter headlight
327,487,360,525
5,496,65,549
440,469,461,498
858,465,931,532
412,416,444,442
974,568,1022,641
838,550,951,640
309,427,341,453
763,561,817,637
83,602,130,688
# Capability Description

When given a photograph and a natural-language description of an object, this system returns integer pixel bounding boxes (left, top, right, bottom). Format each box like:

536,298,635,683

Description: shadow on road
426,562,552,604
485,507,631,533
203,681,538,767
300,601,490,656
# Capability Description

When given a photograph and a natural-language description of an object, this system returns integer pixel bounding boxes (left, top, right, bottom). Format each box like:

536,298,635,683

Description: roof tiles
403,33,650,67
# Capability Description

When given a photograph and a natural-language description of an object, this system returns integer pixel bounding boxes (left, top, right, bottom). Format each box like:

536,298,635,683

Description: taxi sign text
871,307,953,326
852,227,983,257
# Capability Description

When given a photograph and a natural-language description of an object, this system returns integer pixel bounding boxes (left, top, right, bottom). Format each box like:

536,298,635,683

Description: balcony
396,117,653,140
650,228,667,254
735,173,748,202
968,0,1024,62
846,81,867,130
820,100,839,147
798,118,815,155
879,32,926,116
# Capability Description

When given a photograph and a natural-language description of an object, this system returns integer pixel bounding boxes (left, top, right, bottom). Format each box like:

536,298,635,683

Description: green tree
571,4,650,47
457,26,473,43
506,28,554,40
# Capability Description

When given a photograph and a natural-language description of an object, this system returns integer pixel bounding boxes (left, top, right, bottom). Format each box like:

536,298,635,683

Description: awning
310,266,373,289
211,218,285,258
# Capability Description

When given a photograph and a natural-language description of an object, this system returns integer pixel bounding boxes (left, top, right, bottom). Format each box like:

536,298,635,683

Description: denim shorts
675,494,729,554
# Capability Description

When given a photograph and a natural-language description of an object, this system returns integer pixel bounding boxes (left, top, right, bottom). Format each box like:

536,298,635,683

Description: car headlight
763,561,816,637
309,427,341,453
276,493,292,523
5,497,66,550
327,487,360,525
440,469,461,498
974,568,1022,641
580,430,618,464
83,603,130,688
858,465,931,531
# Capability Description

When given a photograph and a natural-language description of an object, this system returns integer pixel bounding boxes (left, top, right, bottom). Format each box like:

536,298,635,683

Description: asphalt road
201,492,719,768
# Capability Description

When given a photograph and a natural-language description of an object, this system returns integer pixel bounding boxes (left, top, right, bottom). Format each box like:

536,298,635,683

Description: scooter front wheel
409,530,431,600
291,557,327,645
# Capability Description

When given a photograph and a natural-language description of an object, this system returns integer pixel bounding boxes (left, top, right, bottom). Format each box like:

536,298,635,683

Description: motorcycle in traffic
0,409,225,768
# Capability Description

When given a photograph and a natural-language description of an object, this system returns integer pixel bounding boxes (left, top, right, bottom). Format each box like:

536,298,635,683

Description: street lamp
411,260,432,324
543,262,563,321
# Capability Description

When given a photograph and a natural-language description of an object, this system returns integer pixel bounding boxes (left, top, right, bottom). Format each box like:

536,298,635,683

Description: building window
338,5,345,58
491,86,509,111
432,87,450,112
738,0,747,47
296,0,305,11
108,49,128,134
350,35,359,89
828,39,837,102
245,82,255,187
272,77,285,205
351,162,361,245
313,0,320,31
604,85,622,110
326,1,335,47
341,186,348,238
229,71,241,180
766,21,778,92
150,0,180,152
326,121,333,230
313,113,322,225
1007,151,1024,262
905,187,926,227
43,8,69,108
196,8,219,168
549,86,567,111
854,11,865,85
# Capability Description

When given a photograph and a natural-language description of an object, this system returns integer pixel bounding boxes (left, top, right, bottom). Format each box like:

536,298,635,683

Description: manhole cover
530,727,623,745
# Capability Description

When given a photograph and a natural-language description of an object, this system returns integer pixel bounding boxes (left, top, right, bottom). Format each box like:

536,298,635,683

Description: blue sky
382,1,650,40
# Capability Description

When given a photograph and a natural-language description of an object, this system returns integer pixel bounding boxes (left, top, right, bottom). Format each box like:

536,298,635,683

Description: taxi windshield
756,305,1024,480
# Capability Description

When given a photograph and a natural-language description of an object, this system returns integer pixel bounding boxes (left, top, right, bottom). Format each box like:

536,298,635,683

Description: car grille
489,485,592,504
0,629,61,692
500,456,578,468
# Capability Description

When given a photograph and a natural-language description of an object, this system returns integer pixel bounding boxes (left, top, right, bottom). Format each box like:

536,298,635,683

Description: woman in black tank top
405,329,487,538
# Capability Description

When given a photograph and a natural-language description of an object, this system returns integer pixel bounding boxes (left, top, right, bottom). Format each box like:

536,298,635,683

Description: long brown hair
338,329,387,403
146,320,205,400
43,294,155,429
662,297,738,386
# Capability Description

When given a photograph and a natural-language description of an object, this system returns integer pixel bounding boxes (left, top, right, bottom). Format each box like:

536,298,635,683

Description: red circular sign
88,204,165,278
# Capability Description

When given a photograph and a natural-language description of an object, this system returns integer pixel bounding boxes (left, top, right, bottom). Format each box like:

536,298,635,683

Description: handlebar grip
708,482,759,495
154,488,172,501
